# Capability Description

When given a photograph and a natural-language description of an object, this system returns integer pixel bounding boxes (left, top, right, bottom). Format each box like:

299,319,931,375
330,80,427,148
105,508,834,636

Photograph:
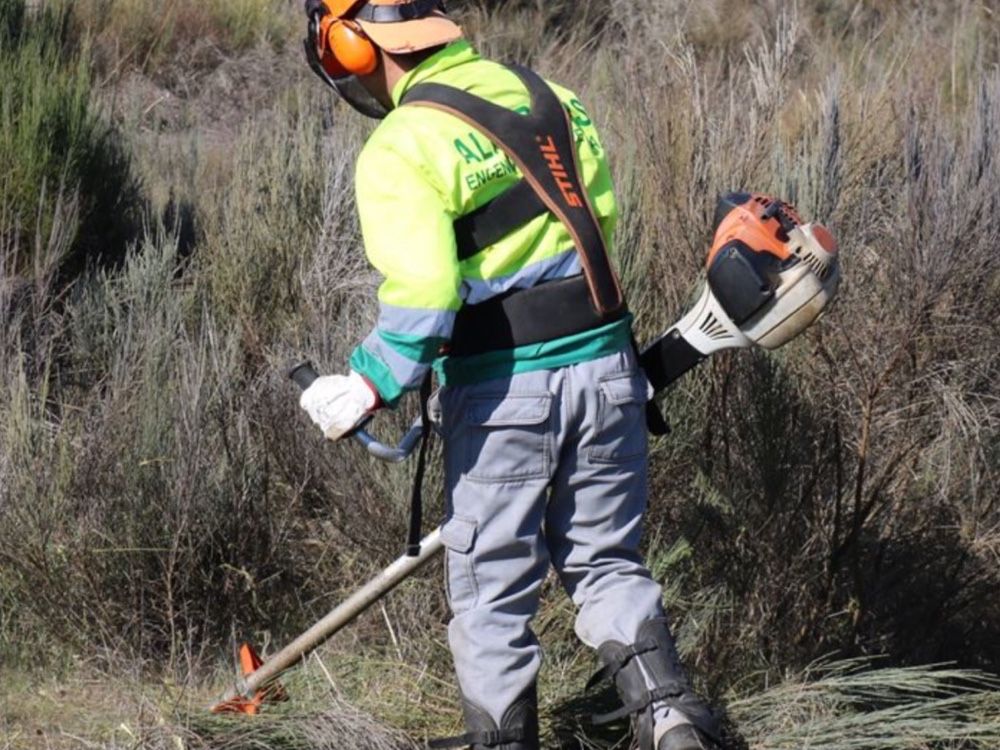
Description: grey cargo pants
436,347,666,723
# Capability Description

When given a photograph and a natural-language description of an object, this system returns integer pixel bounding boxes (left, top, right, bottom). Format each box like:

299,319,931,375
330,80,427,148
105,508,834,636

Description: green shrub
0,0,140,277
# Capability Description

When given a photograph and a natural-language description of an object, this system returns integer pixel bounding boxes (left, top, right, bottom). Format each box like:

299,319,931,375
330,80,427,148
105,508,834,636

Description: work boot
590,618,721,750
656,724,717,750
429,684,539,750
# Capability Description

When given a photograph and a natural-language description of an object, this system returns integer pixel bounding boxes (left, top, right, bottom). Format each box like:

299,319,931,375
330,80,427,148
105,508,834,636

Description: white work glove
299,370,380,441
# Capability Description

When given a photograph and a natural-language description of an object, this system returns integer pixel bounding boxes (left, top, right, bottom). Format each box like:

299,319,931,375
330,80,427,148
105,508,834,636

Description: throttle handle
288,361,319,391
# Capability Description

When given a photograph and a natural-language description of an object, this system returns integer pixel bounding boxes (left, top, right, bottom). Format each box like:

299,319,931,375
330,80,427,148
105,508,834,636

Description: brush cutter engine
640,192,840,391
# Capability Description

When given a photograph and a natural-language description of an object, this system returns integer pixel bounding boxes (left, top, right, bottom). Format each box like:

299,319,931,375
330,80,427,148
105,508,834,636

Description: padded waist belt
449,274,627,357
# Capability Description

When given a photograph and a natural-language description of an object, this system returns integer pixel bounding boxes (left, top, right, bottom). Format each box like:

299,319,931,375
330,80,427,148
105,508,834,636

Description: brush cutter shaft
214,527,444,706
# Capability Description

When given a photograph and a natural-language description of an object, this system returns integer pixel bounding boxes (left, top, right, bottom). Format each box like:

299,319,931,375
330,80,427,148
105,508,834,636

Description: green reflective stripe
350,344,406,408
352,330,443,407
377,329,447,364
436,317,633,386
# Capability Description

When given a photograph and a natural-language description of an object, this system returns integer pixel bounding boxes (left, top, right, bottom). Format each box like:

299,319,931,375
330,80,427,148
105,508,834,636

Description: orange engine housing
707,193,805,267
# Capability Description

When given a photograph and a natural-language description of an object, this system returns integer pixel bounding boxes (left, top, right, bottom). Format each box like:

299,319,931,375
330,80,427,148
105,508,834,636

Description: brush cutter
209,191,839,715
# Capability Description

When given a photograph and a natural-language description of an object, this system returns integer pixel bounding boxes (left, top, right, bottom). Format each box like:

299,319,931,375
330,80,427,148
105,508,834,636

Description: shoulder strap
452,180,545,262
401,64,625,317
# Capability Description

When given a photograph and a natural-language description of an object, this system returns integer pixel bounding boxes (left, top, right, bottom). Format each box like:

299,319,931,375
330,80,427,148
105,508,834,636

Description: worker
297,2,721,749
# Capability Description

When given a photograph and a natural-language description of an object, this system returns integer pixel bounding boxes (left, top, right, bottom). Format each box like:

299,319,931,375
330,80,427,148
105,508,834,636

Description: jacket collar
391,40,479,107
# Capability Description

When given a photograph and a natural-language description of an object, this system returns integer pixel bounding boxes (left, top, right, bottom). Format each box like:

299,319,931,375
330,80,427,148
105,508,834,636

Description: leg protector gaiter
590,618,720,750
430,684,539,750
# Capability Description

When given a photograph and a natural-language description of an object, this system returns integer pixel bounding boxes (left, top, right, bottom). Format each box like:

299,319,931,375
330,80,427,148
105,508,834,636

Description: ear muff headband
314,0,447,77
353,0,444,22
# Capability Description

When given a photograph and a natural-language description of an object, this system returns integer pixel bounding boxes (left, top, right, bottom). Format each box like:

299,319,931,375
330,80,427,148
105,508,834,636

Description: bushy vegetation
72,0,295,78
0,0,141,276
2,0,999,748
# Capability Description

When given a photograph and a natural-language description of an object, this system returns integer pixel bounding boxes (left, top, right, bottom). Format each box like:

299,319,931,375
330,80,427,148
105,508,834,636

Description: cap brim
356,11,463,54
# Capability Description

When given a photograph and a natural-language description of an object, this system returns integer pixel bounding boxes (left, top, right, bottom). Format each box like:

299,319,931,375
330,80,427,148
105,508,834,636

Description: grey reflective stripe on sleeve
377,302,457,339
360,330,433,390
461,248,581,304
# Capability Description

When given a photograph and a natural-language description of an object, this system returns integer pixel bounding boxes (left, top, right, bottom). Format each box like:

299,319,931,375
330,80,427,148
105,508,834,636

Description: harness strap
453,180,546,261
449,275,625,357
405,371,434,557
428,727,526,748
402,65,625,317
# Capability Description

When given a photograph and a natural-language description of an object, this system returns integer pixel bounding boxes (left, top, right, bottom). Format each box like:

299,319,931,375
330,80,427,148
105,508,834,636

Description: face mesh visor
331,74,389,119
304,15,389,120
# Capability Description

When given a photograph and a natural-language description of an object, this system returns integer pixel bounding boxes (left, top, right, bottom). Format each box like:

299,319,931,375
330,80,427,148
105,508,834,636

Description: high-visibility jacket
349,40,630,407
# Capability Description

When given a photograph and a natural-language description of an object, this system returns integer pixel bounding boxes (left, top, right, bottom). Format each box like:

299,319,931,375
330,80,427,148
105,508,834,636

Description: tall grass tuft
71,0,296,76
730,660,1000,750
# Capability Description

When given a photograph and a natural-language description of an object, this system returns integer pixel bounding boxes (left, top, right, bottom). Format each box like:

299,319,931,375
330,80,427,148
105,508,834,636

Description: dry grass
2,0,1000,747
730,660,1000,750
70,0,296,79
0,662,416,750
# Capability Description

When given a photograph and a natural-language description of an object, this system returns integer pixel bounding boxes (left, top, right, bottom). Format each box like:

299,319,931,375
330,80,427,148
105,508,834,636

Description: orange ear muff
322,18,377,77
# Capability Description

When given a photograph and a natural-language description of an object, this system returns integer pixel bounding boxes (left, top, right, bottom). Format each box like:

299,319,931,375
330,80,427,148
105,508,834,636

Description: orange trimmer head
210,643,288,716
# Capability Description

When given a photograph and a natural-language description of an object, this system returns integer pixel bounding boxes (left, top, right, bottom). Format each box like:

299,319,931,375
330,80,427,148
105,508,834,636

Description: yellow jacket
349,40,629,405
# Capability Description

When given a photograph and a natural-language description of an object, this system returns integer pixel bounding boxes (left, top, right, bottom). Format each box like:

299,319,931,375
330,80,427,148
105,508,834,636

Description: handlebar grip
288,361,320,391
286,359,422,460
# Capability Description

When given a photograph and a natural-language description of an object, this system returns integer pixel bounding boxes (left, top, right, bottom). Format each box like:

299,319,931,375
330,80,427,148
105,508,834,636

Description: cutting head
210,642,287,716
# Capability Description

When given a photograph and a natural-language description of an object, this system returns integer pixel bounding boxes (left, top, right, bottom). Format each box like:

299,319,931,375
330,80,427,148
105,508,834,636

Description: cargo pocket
464,393,552,483
441,515,478,614
589,371,650,464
